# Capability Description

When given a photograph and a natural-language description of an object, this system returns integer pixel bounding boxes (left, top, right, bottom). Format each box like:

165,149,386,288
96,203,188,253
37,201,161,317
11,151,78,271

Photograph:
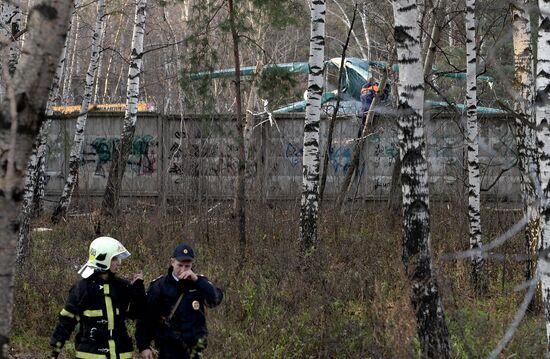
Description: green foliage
179,34,222,113
258,67,301,108
176,0,307,113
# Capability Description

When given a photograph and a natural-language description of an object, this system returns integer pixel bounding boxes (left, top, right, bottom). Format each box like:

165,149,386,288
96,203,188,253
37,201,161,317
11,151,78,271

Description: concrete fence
43,111,520,202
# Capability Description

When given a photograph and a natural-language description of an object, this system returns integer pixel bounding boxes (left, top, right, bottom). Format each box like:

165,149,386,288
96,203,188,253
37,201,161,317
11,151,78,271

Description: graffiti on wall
284,142,302,167
41,115,523,199
167,132,257,181
80,135,158,177
280,140,365,176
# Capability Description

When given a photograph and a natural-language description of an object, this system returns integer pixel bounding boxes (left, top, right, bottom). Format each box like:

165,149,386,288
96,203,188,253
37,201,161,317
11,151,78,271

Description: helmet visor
78,264,96,278
116,249,130,261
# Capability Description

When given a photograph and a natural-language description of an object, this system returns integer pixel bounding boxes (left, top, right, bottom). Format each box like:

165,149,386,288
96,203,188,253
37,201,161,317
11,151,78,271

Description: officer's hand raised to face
132,271,144,284
140,349,153,359
182,269,198,282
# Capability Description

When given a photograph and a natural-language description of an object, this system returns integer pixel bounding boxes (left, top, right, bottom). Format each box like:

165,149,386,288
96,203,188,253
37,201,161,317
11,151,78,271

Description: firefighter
50,236,146,359
136,243,223,359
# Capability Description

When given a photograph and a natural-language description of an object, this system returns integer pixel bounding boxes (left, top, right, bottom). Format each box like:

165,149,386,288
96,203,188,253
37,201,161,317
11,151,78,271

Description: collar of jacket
89,271,115,282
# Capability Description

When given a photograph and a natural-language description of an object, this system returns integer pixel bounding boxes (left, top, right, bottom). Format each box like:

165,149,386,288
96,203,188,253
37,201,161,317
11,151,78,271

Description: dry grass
9,198,546,358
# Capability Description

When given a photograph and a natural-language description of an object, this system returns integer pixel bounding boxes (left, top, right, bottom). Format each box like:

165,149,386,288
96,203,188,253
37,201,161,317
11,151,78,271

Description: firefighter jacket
50,272,146,359
135,268,223,352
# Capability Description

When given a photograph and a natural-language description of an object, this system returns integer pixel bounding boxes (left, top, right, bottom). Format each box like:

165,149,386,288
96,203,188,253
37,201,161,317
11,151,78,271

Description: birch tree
392,0,451,355
536,0,550,349
224,0,246,245
0,0,21,101
0,0,73,354
93,17,107,104
101,0,147,216
102,10,127,103
62,10,79,107
300,0,325,252
51,0,106,223
16,10,73,262
465,0,486,294
512,0,539,299
359,1,371,62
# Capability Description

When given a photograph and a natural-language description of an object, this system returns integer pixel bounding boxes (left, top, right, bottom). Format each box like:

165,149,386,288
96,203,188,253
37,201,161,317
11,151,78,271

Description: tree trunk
359,1,371,61
244,62,262,162
0,0,73,354
16,3,74,264
300,0,325,252
62,7,79,108
392,0,451,356
319,4,356,202
0,0,21,101
535,0,550,350
228,0,246,246
93,17,107,104
161,2,188,212
51,0,106,223
336,69,387,211
423,0,445,78
101,0,147,216
512,0,540,311
102,10,126,103
465,0,486,294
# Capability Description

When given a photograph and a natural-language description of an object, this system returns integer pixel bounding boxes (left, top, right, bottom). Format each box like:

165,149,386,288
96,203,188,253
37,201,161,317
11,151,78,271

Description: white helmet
78,236,130,278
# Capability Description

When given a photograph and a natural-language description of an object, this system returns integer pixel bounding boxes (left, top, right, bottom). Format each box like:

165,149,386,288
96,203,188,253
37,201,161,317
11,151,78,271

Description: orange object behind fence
52,102,154,114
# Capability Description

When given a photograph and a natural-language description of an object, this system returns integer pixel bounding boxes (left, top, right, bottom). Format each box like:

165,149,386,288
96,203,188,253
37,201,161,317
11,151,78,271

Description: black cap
172,243,195,261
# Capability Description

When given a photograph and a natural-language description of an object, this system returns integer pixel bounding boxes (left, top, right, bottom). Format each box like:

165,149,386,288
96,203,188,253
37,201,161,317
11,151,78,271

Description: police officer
136,243,223,359
50,236,146,359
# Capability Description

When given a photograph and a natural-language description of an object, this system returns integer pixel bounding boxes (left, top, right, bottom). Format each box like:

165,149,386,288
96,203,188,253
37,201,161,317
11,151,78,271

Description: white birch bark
0,0,73,353
0,0,21,101
93,16,107,104
360,1,371,61
244,82,257,161
392,0,451,356
62,9,79,107
162,4,186,114
300,0,325,251
102,9,127,102
16,4,74,263
536,0,550,349
101,0,146,215
52,0,105,222
512,0,539,289
465,0,486,293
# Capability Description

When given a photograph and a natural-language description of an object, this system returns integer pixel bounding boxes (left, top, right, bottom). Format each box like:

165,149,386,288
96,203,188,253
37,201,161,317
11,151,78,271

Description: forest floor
9,198,545,358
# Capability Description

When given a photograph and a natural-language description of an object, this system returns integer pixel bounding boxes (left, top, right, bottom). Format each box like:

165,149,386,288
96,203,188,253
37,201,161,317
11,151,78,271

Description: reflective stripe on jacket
50,272,146,359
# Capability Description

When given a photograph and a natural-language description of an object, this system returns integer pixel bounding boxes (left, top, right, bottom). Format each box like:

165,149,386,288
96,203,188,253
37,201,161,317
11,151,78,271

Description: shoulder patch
151,275,163,283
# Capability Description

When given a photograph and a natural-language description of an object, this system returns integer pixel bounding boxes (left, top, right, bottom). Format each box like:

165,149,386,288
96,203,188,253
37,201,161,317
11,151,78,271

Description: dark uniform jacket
50,272,146,359
135,268,223,352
